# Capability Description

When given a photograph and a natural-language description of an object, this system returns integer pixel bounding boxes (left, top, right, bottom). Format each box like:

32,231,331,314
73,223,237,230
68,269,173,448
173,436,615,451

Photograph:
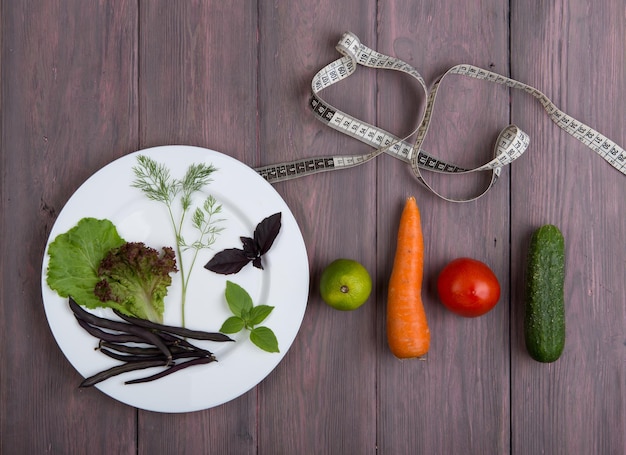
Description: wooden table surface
2,1,625,454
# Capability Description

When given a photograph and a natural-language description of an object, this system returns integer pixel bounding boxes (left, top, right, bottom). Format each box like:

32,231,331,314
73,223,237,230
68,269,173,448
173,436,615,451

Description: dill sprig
131,155,177,204
189,195,225,251
132,155,223,327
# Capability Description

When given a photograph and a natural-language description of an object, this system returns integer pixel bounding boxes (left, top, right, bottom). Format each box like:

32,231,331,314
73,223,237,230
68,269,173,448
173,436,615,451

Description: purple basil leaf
252,256,264,270
254,212,282,255
240,236,259,259
204,248,251,275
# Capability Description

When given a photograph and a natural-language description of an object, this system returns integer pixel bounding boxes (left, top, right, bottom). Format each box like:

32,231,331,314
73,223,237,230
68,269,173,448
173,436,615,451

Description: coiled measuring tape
255,31,626,202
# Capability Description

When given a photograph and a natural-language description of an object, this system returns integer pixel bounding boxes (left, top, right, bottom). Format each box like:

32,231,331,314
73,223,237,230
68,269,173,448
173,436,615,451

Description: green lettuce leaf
46,217,125,309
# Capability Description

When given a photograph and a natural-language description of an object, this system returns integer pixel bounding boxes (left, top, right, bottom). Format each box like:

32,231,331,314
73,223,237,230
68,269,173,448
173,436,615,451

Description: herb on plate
204,212,281,275
219,281,279,353
132,155,224,326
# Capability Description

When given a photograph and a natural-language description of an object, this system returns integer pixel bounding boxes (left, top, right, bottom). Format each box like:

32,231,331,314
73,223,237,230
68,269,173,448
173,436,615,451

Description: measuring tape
255,32,626,202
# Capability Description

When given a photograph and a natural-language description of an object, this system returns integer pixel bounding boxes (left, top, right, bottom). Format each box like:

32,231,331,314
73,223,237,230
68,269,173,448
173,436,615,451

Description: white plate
40,145,309,413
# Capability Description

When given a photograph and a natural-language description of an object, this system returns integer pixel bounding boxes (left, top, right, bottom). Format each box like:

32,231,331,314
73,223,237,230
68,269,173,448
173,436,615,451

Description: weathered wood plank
1,1,624,453
138,1,258,158
255,5,379,454
510,2,626,454
376,2,511,453
0,1,138,453
136,2,258,454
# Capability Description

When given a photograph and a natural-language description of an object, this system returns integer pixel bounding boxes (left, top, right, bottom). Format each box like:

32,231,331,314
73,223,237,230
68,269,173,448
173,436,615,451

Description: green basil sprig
220,281,279,353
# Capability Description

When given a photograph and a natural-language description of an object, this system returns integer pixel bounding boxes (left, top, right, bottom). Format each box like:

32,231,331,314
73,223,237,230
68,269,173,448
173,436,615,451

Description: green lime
319,259,372,311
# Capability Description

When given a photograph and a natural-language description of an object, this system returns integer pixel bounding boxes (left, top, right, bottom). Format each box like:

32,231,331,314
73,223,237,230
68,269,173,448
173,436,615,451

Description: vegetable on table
46,217,126,311
386,196,430,359
113,310,234,342
46,218,179,325
437,257,500,317
95,242,178,324
132,155,224,327
69,298,233,387
524,224,566,363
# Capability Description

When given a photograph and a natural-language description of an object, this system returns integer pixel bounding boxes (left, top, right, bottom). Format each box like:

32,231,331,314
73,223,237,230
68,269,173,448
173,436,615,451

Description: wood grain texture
376,2,511,453
1,0,624,453
139,1,258,159
256,3,379,453
511,1,626,454
137,2,258,454
0,1,138,453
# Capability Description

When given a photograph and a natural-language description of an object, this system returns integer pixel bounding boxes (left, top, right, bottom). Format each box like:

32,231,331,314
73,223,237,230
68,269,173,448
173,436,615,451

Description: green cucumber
524,224,565,362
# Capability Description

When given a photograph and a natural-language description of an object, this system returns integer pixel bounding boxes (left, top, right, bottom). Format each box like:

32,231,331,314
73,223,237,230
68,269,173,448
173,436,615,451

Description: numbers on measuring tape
255,32,626,202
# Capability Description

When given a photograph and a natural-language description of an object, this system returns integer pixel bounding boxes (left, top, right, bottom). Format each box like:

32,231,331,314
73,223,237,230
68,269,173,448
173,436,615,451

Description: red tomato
437,258,501,317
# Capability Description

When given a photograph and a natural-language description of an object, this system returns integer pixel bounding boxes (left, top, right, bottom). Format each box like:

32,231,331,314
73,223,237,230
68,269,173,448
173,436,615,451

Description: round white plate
41,145,309,413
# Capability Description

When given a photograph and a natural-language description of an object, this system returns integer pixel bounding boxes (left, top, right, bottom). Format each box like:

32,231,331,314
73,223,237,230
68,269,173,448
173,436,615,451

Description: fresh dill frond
131,155,177,204
192,207,205,231
180,163,217,211
188,195,224,251
131,155,224,327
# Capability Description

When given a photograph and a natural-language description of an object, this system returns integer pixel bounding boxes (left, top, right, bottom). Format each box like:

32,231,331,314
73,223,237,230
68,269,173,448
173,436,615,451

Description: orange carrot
387,196,430,359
